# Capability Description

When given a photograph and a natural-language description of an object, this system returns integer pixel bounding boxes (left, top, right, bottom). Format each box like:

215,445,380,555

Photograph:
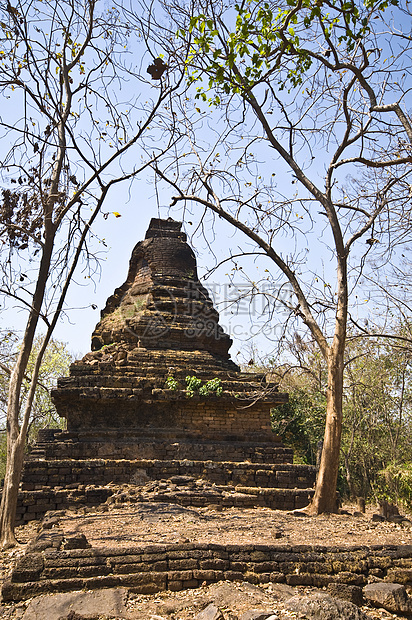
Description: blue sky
1,0,410,372
49,186,292,364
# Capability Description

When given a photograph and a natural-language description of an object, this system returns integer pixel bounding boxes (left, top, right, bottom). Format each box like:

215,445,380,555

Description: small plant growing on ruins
165,376,179,390
185,375,203,397
198,384,210,396
165,375,223,397
186,375,222,397
203,377,223,397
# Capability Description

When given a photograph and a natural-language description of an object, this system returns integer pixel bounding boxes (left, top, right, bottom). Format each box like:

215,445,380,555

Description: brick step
4,539,412,602
21,458,315,491
37,429,288,444
68,359,241,379
27,433,295,463
135,487,315,510
53,386,285,405
12,484,316,524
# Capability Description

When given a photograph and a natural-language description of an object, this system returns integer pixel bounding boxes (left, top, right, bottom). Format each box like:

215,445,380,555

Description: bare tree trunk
0,436,26,547
343,451,356,500
308,344,344,514
0,236,54,547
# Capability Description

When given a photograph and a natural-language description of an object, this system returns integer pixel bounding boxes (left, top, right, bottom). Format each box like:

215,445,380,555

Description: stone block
333,571,367,586
386,567,412,584
250,551,271,562
364,582,412,614
269,572,285,583
183,578,199,588
286,573,314,586
224,570,244,581
168,570,194,581
43,565,111,579
253,562,280,574
199,559,229,571
243,571,260,585
192,569,218,581
118,571,166,591
327,583,364,606
11,553,44,583
168,580,183,591
168,558,198,570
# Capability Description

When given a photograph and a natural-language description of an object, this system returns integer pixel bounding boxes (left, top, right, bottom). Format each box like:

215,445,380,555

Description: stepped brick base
14,487,315,524
18,218,317,525
4,518,412,602
15,457,316,524
21,458,315,491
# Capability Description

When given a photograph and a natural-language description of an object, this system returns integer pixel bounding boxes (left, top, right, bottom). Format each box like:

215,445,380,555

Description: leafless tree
144,0,412,513
0,0,187,547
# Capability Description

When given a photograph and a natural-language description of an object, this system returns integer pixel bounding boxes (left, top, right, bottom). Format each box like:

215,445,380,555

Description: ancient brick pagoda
19,218,316,521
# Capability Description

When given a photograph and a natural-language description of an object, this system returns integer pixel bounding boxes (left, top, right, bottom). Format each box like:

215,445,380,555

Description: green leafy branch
179,0,398,104
165,375,223,397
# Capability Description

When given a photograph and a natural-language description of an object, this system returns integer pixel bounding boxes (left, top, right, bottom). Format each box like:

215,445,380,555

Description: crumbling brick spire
91,218,233,360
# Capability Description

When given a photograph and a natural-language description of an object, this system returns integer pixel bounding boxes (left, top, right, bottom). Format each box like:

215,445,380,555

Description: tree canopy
141,0,412,513
0,0,186,546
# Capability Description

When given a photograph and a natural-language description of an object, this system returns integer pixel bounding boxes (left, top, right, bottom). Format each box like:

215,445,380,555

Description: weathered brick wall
14,487,112,524
53,391,283,443
4,536,412,601
21,459,315,492
14,486,315,524
15,458,316,523
33,435,293,462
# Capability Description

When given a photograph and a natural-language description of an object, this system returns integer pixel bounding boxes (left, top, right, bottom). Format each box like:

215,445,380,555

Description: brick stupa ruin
19,218,316,522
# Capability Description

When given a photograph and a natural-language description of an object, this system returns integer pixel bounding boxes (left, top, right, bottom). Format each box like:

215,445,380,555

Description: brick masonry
6,218,410,604
4,519,412,602
21,459,316,490
14,218,316,524
15,458,316,524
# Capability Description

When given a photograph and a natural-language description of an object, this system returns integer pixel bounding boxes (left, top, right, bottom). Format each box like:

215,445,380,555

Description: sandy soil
0,502,411,619
58,502,412,549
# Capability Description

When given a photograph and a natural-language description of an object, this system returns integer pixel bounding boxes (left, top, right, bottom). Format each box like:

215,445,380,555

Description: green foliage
200,378,223,397
271,386,326,465
186,375,223,398
165,375,223,397
0,335,72,440
185,375,203,397
340,329,412,499
0,334,72,480
26,338,72,441
180,0,398,103
376,463,412,510
165,376,179,390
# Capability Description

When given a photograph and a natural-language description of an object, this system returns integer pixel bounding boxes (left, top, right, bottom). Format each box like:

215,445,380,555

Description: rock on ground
21,588,130,620
285,592,372,620
195,603,224,620
238,611,278,620
363,582,412,614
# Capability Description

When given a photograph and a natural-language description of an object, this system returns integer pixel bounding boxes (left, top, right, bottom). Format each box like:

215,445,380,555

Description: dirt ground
58,501,412,549
0,502,411,619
